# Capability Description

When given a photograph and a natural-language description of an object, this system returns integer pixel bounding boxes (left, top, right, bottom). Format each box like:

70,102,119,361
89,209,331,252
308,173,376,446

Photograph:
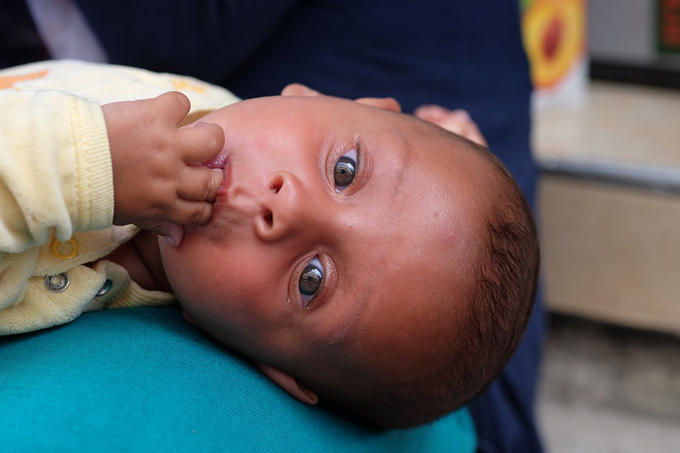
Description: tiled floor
537,315,680,453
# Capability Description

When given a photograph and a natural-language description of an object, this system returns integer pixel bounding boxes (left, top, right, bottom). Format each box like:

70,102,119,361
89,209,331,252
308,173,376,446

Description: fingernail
163,235,176,247
211,167,224,182
194,121,208,128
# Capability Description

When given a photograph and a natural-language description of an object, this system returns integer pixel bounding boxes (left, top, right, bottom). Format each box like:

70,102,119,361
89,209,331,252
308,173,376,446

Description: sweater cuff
69,97,114,231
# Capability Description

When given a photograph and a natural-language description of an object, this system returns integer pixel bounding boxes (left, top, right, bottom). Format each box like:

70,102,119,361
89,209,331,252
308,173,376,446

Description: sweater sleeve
0,89,114,254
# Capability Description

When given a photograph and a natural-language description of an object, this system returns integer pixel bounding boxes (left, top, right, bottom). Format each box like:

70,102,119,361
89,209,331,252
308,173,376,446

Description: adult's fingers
281,83,323,97
414,106,488,147
355,96,401,113
413,104,449,122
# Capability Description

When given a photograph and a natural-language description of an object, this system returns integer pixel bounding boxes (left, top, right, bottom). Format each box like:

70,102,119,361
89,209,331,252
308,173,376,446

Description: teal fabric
1,307,476,452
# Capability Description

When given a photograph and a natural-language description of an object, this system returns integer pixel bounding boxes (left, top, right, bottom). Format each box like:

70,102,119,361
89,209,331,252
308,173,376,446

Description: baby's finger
154,223,184,248
170,199,214,226
179,121,226,163
178,167,224,201
154,91,192,126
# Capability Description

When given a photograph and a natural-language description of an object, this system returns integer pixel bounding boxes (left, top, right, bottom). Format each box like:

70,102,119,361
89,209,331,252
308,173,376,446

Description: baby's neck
103,230,172,293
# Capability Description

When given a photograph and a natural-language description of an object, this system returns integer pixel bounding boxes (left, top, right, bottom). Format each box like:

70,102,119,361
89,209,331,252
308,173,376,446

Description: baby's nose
254,171,322,242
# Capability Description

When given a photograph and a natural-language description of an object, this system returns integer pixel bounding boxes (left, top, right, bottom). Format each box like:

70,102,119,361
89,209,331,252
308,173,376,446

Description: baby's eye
299,257,324,307
334,148,357,191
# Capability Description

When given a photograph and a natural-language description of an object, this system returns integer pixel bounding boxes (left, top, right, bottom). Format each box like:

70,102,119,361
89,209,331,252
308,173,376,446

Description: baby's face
159,95,493,381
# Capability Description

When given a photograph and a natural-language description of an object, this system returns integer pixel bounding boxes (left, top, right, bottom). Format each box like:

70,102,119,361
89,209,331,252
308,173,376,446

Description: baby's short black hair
450,138,540,412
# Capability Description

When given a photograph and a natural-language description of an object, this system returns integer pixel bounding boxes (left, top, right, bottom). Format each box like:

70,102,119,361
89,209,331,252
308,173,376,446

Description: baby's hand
103,92,225,246
414,105,488,147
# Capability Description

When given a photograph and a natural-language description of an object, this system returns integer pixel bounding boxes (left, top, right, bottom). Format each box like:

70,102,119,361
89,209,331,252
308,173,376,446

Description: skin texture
152,94,499,402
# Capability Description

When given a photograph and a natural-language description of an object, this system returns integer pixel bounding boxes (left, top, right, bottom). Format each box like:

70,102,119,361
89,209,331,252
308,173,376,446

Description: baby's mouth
199,151,232,222
198,151,228,170
198,150,231,194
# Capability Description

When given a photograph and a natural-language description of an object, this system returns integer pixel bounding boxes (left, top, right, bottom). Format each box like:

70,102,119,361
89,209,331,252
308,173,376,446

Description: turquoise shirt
0,307,476,452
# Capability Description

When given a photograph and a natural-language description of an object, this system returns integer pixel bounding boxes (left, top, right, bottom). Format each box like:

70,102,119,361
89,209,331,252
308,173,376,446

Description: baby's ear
256,362,319,405
354,96,401,113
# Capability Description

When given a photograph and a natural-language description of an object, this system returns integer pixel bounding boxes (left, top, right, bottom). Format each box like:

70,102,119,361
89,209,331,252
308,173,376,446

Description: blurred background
523,0,680,451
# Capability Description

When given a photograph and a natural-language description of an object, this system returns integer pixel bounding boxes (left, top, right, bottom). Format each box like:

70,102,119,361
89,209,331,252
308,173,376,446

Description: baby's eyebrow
382,127,410,186
389,127,408,150
387,126,411,160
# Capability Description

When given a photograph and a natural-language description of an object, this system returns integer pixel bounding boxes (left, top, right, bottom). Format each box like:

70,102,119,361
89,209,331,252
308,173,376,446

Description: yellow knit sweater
0,60,239,334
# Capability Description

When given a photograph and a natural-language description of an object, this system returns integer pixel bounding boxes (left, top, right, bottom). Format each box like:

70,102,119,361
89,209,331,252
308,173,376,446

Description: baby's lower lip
197,151,231,205
198,151,227,169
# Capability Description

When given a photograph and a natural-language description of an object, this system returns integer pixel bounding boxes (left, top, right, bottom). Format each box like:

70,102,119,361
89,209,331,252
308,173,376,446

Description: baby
0,61,538,429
